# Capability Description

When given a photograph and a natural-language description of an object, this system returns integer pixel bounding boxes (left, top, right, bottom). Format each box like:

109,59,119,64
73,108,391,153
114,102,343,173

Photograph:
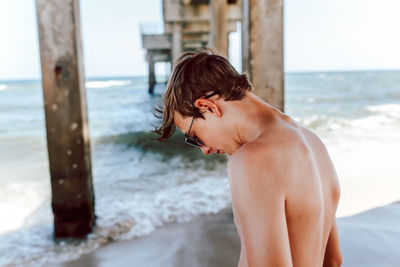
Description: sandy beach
63,201,400,267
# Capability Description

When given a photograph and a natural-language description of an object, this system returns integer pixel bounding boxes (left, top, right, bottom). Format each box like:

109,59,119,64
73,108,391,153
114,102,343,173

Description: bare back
228,115,341,267
285,122,340,266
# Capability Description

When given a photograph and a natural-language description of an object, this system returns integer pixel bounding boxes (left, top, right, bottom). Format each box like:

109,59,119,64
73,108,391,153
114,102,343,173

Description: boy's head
154,47,253,152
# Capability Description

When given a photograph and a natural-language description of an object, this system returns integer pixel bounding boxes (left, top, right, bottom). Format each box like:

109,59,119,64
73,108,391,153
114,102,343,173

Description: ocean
0,71,399,266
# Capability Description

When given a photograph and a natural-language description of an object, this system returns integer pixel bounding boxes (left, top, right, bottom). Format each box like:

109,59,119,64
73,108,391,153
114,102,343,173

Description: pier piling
147,51,156,93
35,0,96,238
210,0,228,56
242,0,284,111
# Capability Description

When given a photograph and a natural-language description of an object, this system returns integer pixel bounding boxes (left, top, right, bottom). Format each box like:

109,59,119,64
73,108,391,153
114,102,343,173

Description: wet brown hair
154,47,253,141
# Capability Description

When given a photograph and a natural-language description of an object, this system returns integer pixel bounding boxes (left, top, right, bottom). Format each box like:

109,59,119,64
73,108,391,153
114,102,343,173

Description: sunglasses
184,92,218,147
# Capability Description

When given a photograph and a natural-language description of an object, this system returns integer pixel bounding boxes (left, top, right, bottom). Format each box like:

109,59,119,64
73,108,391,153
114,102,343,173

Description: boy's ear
194,98,222,117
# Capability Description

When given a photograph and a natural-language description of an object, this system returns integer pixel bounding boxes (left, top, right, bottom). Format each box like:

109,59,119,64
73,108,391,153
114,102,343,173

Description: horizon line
1,68,399,82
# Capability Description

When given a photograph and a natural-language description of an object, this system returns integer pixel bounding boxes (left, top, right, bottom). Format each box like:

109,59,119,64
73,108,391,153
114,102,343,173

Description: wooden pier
141,0,241,94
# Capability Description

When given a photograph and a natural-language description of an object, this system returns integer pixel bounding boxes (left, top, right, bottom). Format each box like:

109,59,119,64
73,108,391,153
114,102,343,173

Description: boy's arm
323,220,342,267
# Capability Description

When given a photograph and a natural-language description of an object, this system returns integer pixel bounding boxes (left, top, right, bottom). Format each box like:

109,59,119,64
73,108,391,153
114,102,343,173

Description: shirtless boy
155,48,342,267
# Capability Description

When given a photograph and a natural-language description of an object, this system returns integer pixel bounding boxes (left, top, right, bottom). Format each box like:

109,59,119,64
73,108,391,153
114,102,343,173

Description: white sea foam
0,144,231,266
294,115,349,133
367,103,400,118
296,104,400,141
0,84,8,91
0,174,231,266
85,80,132,88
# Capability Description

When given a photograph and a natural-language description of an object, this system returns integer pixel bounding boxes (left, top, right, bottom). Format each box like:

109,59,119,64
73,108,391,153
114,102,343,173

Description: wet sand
64,202,400,267
337,201,400,266
63,206,240,267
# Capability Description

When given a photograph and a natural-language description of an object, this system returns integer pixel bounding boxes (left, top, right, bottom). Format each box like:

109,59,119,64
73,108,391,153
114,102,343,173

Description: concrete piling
35,0,96,238
210,0,229,56
147,51,156,93
242,0,284,111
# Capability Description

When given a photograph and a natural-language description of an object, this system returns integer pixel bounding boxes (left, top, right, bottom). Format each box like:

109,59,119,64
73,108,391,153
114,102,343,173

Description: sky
0,0,399,80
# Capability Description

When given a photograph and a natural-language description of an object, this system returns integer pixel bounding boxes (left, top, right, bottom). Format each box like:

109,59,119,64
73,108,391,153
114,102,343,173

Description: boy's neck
228,93,281,154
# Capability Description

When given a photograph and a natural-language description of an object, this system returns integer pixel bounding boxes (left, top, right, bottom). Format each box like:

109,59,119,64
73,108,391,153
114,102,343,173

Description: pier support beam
35,0,96,238
242,0,284,111
172,22,183,65
210,0,228,57
147,51,156,94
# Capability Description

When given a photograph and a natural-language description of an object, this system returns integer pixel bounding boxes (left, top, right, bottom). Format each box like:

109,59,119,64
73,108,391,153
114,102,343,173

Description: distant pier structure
141,0,284,112
141,0,241,94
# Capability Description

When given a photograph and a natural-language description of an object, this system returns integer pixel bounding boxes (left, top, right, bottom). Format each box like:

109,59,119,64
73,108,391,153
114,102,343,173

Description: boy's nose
200,146,213,155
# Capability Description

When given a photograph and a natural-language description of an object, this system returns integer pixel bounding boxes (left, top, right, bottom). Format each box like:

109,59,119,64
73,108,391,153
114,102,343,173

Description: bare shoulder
227,133,297,194
228,123,306,173
228,141,277,180
227,122,320,196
